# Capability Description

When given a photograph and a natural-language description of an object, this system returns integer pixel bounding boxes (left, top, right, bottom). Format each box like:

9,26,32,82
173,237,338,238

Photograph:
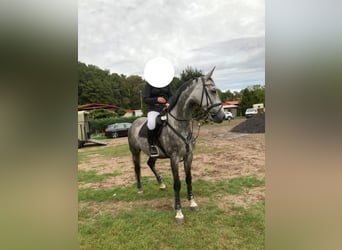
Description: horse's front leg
184,153,199,211
170,156,184,224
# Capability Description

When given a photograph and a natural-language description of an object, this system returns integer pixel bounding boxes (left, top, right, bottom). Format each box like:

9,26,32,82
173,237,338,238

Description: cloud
78,0,264,91
170,36,265,90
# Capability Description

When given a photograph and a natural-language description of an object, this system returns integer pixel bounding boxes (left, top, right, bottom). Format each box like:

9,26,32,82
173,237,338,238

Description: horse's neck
169,82,197,124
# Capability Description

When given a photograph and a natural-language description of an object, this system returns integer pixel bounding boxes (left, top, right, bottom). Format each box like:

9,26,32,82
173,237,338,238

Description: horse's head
195,67,225,123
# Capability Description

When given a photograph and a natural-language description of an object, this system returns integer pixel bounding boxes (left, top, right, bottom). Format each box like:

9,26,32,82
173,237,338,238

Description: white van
245,108,258,118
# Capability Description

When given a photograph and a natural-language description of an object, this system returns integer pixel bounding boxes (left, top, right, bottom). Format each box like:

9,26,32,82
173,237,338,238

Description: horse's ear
204,67,216,80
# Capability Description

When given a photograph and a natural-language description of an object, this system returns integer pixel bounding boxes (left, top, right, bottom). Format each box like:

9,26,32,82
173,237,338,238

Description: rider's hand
157,97,166,103
165,103,170,109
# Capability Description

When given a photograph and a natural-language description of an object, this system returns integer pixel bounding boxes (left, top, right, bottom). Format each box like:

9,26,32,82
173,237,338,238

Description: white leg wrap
175,209,184,224
159,183,166,189
190,198,199,211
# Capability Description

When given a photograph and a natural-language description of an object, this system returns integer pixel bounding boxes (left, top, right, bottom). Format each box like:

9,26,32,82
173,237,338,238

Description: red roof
78,103,119,111
222,100,239,106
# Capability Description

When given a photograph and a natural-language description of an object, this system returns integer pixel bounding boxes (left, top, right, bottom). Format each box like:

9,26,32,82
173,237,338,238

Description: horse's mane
167,75,216,111
168,78,197,111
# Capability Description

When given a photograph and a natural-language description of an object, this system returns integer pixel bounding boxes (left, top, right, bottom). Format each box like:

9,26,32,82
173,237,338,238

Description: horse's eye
210,89,217,94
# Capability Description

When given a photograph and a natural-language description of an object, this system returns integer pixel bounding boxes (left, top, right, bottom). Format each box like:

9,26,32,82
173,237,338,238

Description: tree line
78,61,265,115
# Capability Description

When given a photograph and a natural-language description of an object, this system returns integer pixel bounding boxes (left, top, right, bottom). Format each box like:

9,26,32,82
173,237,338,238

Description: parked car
245,108,258,118
104,122,132,138
224,111,234,120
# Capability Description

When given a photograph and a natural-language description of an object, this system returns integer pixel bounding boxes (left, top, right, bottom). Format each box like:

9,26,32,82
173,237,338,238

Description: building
78,103,119,112
78,103,142,117
222,100,240,117
123,109,143,117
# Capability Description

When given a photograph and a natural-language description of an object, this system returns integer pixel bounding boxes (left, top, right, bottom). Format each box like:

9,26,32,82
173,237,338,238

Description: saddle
138,114,167,139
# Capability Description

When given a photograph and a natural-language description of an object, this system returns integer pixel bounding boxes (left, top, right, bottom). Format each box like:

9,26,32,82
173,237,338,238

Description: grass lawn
79,175,264,249
78,122,265,249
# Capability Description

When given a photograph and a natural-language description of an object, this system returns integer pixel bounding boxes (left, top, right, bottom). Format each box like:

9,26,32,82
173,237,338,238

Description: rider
143,82,172,157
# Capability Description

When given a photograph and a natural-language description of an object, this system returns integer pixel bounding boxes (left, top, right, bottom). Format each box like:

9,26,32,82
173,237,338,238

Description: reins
163,77,222,153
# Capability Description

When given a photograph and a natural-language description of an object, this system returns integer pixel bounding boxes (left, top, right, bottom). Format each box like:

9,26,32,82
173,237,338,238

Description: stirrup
150,145,159,157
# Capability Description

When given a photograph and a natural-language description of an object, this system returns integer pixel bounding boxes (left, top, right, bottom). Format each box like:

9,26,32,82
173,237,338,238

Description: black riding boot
147,129,159,157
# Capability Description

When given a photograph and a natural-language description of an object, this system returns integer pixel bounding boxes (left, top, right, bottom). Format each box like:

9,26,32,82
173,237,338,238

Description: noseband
164,77,222,153
199,77,223,119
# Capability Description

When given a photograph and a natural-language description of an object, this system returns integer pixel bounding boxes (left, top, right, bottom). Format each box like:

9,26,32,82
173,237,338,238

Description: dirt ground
78,118,265,217
78,118,265,211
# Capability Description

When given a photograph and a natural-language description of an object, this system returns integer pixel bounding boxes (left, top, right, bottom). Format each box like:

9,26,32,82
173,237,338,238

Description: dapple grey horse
128,68,225,223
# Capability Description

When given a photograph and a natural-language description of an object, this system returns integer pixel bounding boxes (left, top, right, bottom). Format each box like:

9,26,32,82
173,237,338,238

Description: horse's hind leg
132,151,143,194
147,157,166,190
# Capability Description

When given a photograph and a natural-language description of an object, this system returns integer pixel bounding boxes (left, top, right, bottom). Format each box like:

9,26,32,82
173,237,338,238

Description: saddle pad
138,122,148,138
138,120,168,157
138,120,164,139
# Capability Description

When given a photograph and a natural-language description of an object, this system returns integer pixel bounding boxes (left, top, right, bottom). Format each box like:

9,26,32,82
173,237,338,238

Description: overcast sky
78,0,264,91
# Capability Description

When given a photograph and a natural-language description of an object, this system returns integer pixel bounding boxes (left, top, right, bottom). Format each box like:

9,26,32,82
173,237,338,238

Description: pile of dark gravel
231,113,265,133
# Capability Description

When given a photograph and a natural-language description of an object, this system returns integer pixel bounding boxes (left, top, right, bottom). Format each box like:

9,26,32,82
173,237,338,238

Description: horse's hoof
189,199,199,211
159,183,166,190
190,206,199,211
175,209,184,224
175,216,184,224
137,190,144,195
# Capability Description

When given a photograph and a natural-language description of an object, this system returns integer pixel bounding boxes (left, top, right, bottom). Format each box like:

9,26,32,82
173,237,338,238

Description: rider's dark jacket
143,83,173,112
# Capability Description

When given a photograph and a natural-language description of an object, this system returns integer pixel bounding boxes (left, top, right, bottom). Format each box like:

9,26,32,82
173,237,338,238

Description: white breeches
147,111,159,130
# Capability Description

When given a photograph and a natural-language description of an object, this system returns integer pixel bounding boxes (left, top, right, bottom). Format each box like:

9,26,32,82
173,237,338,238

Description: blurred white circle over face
144,57,174,88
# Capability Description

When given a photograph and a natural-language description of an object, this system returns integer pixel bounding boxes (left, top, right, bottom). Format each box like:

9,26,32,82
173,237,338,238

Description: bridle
167,77,222,121
163,77,223,153
198,77,223,120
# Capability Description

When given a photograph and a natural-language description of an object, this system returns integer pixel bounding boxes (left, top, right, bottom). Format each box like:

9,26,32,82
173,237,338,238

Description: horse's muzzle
209,109,225,123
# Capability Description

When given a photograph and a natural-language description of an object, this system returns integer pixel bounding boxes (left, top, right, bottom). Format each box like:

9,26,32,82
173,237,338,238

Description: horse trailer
78,111,107,148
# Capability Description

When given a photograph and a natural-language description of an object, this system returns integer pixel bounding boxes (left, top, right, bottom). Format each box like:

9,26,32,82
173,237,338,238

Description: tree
78,61,144,109
79,62,236,117
169,66,203,94
177,66,205,119
78,62,113,104
124,75,145,109
253,84,265,104
239,85,265,113
179,66,203,82
169,76,182,94
219,90,238,102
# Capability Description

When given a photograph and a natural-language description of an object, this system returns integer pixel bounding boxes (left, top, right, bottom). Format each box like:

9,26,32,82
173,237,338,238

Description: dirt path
78,119,265,189
78,119,265,214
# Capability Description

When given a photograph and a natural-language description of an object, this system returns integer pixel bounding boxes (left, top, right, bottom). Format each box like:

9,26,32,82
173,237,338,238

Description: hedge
89,116,143,134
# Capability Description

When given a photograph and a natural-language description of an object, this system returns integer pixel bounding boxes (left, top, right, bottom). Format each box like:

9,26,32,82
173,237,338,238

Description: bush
89,116,141,134
89,110,117,119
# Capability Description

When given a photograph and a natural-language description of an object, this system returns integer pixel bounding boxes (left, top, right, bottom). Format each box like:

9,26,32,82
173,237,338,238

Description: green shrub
89,110,117,119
